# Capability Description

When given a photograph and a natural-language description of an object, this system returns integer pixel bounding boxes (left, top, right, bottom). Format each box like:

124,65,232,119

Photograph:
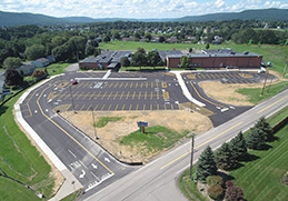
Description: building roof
158,50,183,60
167,49,261,58
80,51,131,64
34,58,50,64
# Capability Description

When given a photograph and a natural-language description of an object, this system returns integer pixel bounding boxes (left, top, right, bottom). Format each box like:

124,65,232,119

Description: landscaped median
178,106,288,201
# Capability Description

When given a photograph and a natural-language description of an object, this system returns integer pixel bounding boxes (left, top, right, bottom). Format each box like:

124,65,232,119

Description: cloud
0,0,287,19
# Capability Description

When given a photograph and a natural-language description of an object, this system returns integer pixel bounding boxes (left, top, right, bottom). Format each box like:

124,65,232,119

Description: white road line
79,160,89,169
90,171,100,181
68,150,77,158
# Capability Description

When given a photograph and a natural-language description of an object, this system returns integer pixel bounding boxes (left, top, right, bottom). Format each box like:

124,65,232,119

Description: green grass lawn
119,126,188,153
230,124,288,201
46,63,70,77
95,116,124,128
178,107,288,201
0,93,55,201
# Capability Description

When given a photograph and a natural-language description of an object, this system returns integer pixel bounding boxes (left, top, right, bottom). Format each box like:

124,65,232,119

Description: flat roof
80,51,131,64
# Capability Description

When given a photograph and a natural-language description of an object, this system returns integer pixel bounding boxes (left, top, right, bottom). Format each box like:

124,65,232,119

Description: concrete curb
14,76,83,201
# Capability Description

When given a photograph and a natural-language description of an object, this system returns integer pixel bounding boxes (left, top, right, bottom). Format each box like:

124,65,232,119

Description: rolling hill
0,8,287,27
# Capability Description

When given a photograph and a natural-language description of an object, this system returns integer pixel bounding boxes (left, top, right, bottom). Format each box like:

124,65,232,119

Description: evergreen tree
214,142,237,171
254,117,273,141
229,132,247,161
196,146,217,183
246,128,266,150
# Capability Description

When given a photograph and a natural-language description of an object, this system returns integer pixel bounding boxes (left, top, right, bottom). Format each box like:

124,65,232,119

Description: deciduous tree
4,68,23,86
3,57,22,69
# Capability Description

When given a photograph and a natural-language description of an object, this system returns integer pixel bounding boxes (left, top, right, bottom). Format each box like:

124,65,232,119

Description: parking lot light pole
69,86,76,113
91,108,99,140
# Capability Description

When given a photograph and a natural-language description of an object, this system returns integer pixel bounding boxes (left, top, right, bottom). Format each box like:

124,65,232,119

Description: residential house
32,58,50,68
17,64,35,76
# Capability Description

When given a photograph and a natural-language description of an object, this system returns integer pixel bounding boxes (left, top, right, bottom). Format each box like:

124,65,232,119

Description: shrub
207,184,223,200
225,180,245,201
206,175,223,186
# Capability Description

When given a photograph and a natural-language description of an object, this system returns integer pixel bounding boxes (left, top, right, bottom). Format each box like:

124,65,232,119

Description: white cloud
0,0,287,19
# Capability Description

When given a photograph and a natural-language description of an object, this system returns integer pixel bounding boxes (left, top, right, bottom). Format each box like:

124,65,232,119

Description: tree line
195,117,273,200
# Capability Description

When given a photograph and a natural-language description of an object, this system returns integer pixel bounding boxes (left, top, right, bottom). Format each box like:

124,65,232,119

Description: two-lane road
85,89,288,201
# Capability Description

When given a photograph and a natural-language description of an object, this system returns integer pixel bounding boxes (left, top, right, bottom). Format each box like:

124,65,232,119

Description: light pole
69,86,76,113
91,108,99,140
189,133,195,180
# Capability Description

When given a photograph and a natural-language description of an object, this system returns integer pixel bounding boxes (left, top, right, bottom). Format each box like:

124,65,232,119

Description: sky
0,0,288,19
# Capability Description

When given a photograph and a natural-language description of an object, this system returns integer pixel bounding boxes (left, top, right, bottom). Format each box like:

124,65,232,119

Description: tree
196,146,217,183
5,68,23,86
67,36,86,61
3,57,22,69
103,35,111,43
144,33,152,41
214,142,237,170
159,36,165,43
207,185,223,200
147,51,163,67
254,117,273,141
31,69,47,79
52,44,71,62
24,44,46,60
205,42,210,49
120,57,130,67
131,48,148,68
225,181,245,201
180,56,189,68
229,132,247,161
246,128,266,150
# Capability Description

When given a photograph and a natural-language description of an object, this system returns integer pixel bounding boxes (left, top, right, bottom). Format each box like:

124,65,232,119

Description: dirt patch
60,110,212,163
198,70,283,106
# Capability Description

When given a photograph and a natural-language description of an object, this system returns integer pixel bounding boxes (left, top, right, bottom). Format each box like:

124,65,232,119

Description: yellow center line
160,121,243,170
257,95,288,114
36,88,114,174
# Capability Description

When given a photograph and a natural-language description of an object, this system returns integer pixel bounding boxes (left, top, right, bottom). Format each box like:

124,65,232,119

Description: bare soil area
60,110,212,163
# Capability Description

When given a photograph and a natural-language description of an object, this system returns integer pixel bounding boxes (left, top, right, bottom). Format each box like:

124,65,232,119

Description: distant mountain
0,11,65,26
0,8,287,27
179,8,288,22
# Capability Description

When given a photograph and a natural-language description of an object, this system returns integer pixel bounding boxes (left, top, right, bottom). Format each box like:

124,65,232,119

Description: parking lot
47,70,271,115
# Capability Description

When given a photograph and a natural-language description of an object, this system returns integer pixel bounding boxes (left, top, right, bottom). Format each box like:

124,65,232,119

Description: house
32,58,50,68
17,64,35,76
46,55,55,63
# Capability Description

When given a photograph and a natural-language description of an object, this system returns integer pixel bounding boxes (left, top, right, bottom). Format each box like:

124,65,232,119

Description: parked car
72,80,78,85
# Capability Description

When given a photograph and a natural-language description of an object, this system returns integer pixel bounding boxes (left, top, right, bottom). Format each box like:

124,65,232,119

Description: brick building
167,49,262,69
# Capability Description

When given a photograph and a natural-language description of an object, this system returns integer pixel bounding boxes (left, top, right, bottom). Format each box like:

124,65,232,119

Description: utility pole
261,70,269,95
190,133,195,180
91,108,99,140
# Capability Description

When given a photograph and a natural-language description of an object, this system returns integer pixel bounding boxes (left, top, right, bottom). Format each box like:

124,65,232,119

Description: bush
225,180,245,201
206,175,223,186
207,184,224,200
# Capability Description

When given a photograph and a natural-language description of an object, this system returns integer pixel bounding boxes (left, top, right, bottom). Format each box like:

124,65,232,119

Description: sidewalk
170,71,205,107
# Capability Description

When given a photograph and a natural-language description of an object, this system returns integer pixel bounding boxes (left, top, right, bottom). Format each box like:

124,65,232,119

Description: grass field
230,124,288,201
0,93,55,201
119,126,188,153
178,106,288,201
